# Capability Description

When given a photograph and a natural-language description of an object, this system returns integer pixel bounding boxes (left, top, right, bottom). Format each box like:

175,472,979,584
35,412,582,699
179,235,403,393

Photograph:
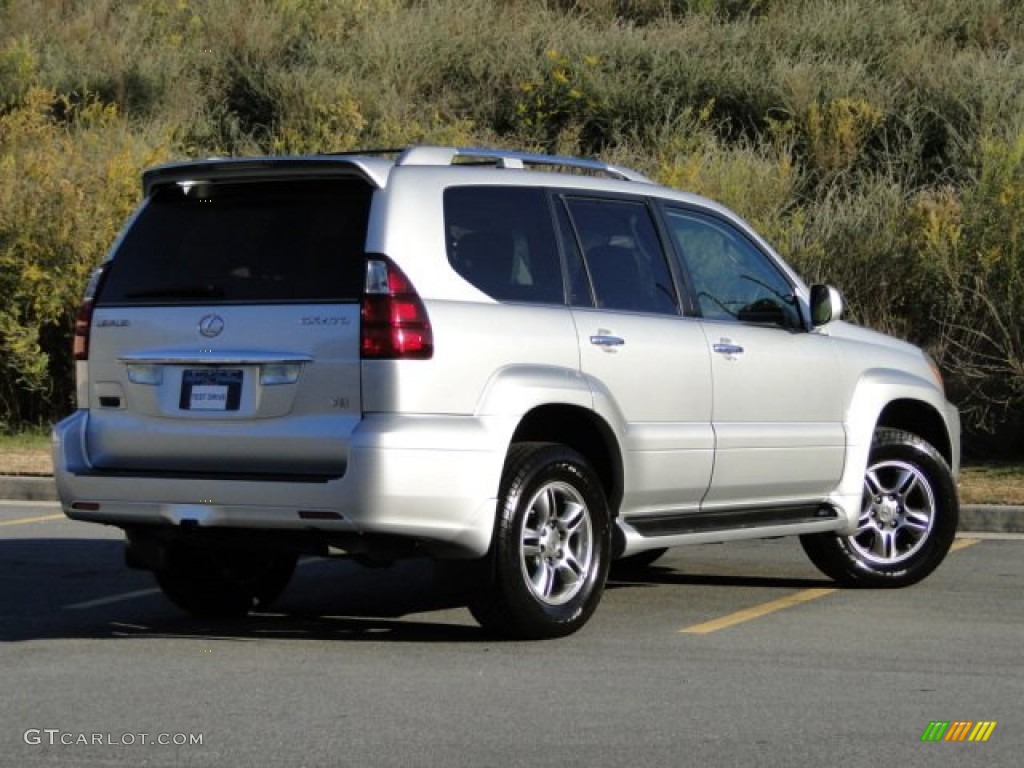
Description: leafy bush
0,87,170,427
906,130,1024,450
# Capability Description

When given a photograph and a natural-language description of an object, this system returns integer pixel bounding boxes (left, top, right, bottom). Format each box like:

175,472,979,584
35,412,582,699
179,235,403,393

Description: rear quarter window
444,186,564,304
99,178,372,305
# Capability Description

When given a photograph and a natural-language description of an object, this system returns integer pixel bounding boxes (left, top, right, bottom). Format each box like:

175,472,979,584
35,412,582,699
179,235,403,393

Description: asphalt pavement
2,504,1021,768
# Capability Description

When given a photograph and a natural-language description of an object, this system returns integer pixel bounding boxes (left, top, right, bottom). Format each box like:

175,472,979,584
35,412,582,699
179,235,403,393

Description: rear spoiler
141,156,393,196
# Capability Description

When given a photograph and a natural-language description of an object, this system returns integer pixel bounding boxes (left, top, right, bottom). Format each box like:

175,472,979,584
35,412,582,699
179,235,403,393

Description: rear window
99,178,371,305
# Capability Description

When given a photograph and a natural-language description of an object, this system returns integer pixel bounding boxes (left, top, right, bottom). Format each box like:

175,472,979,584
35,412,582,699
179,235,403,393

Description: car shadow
1,537,839,644
0,537,484,644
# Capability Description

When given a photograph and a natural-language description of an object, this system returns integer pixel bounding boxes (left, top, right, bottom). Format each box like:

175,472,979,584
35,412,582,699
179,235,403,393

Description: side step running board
627,504,839,537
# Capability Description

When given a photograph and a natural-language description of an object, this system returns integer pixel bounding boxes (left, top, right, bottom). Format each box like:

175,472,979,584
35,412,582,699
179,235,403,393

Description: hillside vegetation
1,0,1022,455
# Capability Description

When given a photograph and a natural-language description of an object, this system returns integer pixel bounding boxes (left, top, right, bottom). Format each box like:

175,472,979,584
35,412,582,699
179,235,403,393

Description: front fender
831,367,958,532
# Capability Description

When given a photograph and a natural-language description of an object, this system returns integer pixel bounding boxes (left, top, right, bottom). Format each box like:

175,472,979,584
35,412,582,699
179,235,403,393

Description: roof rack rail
395,146,653,183
322,148,405,157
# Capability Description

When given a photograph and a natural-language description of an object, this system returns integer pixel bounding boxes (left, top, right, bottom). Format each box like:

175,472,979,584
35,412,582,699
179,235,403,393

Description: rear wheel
469,443,611,639
800,428,958,587
155,545,298,618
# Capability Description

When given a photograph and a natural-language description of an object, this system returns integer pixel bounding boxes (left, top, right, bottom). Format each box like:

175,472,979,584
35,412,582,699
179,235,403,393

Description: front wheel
469,443,611,639
801,428,958,587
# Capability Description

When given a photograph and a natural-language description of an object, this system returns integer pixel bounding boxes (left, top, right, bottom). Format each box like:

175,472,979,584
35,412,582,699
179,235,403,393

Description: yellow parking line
950,537,980,552
681,587,837,635
0,513,63,527
682,539,983,635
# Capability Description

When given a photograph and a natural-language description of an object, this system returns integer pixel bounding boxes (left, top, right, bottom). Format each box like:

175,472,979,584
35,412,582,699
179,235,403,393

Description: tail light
361,256,433,359
73,265,108,361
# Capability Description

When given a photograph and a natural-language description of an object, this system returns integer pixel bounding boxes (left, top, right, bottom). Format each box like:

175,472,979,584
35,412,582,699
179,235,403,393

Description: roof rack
395,146,653,183
323,148,405,158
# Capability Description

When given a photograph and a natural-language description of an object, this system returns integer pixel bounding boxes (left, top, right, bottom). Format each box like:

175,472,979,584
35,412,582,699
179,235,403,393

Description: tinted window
563,197,678,315
100,179,371,305
552,200,591,307
444,187,563,304
664,208,802,328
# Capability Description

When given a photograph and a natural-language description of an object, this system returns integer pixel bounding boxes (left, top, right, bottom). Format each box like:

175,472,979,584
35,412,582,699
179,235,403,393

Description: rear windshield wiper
124,284,226,300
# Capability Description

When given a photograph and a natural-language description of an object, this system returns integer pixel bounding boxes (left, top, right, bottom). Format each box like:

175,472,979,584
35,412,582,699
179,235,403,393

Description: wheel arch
833,370,960,530
876,398,954,467
509,404,623,516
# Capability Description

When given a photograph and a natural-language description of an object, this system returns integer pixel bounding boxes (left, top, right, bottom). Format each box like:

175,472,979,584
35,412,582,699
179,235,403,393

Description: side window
664,208,802,329
561,196,679,315
444,186,563,304
552,199,592,307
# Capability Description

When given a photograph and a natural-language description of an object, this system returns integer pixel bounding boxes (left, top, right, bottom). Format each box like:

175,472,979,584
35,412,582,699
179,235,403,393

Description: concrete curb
0,475,58,503
956,505,1024,535
1,475,1022,534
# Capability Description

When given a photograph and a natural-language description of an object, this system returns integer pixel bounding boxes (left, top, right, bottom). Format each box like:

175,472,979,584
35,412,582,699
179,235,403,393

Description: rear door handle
590,335,625,348
712,342,744,356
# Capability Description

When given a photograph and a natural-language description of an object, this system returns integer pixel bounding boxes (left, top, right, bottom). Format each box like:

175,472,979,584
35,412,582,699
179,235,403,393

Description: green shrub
0,87,170,424
509,49,607,152
910,129,1024,445
0,34,37,107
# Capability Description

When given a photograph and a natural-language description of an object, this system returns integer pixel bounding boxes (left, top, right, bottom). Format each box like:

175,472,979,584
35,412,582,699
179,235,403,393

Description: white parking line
65,588,162,611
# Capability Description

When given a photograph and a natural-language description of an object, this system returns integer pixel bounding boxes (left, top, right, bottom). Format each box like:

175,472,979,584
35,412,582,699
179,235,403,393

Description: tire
468,443,611,639
800,428,959,587
155,545,298,618
612,547,668,572
249,552,299,608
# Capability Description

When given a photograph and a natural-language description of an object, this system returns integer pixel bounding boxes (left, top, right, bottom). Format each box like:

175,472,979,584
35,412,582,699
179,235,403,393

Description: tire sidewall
493,445,611,638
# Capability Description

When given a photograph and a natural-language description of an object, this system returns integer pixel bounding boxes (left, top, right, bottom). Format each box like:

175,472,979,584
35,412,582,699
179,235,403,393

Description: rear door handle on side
712,342,744,356
590,335,625,348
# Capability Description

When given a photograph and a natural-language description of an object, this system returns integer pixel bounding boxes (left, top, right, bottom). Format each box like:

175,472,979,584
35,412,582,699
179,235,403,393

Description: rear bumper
53,409,506,557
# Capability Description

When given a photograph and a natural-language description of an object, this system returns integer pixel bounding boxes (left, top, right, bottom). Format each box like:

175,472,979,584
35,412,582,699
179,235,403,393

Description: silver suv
53,146,961,638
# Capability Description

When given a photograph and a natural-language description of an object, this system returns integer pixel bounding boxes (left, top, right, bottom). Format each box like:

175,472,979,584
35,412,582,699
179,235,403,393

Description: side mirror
810,284,843,327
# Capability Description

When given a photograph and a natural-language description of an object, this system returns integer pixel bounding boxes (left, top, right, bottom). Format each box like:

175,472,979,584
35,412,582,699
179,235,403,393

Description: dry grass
0,448,52,476
0,431,51,475
959,464,1024,506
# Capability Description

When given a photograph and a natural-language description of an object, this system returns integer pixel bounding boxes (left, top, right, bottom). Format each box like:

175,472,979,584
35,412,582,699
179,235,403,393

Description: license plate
180,369,242,411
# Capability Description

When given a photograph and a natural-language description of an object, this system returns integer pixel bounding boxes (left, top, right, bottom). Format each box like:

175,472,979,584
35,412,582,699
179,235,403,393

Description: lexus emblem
198,314,225,338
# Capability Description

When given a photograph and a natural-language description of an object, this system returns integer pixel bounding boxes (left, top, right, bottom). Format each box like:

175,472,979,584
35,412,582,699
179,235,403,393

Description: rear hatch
83,168,374,477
